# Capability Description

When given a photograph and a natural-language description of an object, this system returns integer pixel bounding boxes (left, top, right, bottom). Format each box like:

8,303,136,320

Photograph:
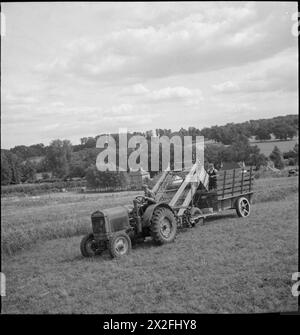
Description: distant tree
269,146,284,169
178,128,185,136
10,145,30,160
255,127,271,141
1,151,12,185
247,149,268,170
294,144,299,165
9,152,23,184
80,137,96,148
145,130,153,139
85,165,101,188
86,137,96,148
1,150,23,184
205,136,267,170
21,160,36,182
200,127,213,140
155,128,173,137
288,158,296,166
45,139,73,178
34,157,48,173
11,144,46,160
204,143,226,167
85,165,128,188
283,144,298,165
271,123,296,140
198,115,298,144
70,148,99,174
80,137,88,146
187,126,201,137
69,160,86,178
28,143,45,157
209,126,222,143
221,125,240,144
227,135,251,161
286,126,297,139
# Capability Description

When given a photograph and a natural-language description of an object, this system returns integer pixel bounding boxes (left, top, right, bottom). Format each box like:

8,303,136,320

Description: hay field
1,177,298,313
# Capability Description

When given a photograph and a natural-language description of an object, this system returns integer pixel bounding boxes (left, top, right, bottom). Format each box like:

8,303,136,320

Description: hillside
1,114,298,186
251,138,298,156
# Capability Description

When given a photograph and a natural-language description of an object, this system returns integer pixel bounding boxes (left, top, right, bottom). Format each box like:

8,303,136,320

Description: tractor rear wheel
80,233,103,257
236,197,250,217
150,207,177,245
108,232,132,258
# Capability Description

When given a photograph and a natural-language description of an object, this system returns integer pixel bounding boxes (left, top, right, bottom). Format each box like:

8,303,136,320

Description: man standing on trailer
207,163,218,190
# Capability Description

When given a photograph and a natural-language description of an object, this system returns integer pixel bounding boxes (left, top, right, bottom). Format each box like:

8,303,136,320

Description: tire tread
150,207,177,245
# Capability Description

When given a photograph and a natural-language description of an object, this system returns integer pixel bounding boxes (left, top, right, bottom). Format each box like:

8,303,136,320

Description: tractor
80,196,177,258
80,162,254,258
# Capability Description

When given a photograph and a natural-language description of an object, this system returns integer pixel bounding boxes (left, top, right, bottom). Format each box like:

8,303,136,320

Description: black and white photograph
0,1,299,318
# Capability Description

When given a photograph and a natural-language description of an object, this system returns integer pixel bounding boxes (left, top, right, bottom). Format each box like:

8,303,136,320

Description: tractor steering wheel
135,195,146,204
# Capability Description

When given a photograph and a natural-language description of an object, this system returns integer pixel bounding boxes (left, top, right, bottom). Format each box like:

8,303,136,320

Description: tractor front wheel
80,233,103,257
150,207,177,245
236,197,251,217
108,232,132,258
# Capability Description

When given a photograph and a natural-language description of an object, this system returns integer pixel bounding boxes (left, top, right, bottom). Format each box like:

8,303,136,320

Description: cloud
213,81,240,93
149,86,198,100
100,103,156,129
105,103,139,117
51,101,65,107
3,91,39,106
2,2,298,148
123,84,203,105
213,48,298,94
36,2,297,84
124,84,150,95
103,103,151,119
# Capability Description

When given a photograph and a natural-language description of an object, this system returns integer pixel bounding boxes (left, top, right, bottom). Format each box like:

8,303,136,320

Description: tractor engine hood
92,206,130,233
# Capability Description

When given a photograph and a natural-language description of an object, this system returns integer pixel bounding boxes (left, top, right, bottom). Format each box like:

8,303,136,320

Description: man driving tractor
142,184,156,204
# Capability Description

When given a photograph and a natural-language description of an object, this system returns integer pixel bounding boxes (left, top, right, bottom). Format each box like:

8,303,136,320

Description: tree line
1,114,298,186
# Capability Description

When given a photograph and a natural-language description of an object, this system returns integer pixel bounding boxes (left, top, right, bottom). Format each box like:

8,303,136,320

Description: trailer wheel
236,197,250,217
150,207,177,245
80,233,103,257
108,232,132,258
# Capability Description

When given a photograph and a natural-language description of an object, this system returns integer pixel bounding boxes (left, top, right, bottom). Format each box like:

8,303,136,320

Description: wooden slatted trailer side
215,167,254,211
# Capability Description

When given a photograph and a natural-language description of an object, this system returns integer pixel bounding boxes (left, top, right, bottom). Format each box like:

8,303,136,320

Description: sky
1,2,298,149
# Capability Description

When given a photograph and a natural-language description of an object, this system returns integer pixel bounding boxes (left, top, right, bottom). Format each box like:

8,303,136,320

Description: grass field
1,177,298,313
250,139,298,156
1,190,141,255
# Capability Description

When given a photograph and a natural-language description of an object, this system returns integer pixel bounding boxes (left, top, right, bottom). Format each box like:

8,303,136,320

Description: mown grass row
252,177,298,203
1,180,86,196
1,192,139,256
1,177,297,256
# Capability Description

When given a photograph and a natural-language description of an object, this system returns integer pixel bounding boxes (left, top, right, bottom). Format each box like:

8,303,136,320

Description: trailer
151,162,254,227
80,161,254,258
